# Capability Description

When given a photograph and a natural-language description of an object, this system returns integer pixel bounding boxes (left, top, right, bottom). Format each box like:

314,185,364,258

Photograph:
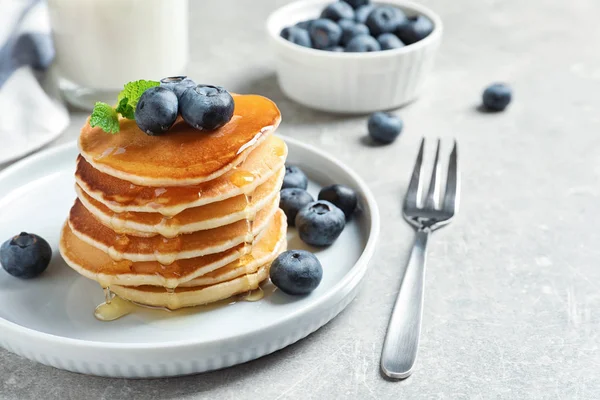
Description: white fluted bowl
267,0,443,114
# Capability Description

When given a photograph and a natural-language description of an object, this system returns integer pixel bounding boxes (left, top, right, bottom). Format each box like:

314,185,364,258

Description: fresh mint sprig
89,80,160,134
115,97,135,120
89,102,120,134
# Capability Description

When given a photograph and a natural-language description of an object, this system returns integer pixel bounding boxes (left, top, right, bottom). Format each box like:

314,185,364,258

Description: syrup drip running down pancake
111,265,270,310
75,167,284,238
67,196,280,264
75,135,287,216
60,209,287,289
79,94,281,186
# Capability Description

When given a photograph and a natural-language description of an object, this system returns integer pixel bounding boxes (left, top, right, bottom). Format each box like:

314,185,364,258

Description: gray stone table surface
1,0,600,398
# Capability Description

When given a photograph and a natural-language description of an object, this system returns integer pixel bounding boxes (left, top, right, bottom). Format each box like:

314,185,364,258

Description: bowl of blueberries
267,0,442,114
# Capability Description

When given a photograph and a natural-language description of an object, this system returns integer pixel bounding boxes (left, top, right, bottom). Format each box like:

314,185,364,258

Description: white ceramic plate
0,136,379,378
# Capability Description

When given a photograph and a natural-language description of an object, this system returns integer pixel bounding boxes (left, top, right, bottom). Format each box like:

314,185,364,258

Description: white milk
48,0,188,109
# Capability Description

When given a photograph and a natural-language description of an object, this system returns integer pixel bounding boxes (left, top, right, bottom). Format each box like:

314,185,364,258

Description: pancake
76,135,287,216
79,94,281,186
181,229,286,287
76,167,284,238
110,265,270,310
62,91,289,315
68,195,280,264
60,209,287,288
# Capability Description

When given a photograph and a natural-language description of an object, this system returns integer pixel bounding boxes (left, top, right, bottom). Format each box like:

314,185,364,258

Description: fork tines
403,138,459,223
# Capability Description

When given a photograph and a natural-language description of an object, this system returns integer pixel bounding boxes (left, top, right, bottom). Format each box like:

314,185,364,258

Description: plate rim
0,135,380,350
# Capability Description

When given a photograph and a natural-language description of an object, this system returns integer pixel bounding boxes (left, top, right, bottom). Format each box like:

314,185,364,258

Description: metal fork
380,138,460,379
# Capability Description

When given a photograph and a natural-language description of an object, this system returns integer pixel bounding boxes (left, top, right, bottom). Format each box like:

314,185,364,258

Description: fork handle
380,229,430,379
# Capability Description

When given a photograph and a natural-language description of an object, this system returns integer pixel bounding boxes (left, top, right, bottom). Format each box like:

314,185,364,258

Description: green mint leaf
116,80,160,119
115,97,135,120
90,102,120,134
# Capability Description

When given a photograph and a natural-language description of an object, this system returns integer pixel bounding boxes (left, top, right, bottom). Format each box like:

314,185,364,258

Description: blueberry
280,188,314,226
309,19,343,49
320,2,355,22
295,200,345,247
396,15,434,44
482,83,512,111
295,19,316,30
280,26,312,48
339,19,370,46
377,33,405,50
180,85,235,131
160,76,189,89
338,18,356,32
345,35,381,52
368,112,403,144
326,46,345,52
135,87,178,136
344,0,370,10
282,165,308,190
160,76,196,101
366,6,407,36
270,250,323,295
1,233,52,279
355,4,375,24
318,184,358,218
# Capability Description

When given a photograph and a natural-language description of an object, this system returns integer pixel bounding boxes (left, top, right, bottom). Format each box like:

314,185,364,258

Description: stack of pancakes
59,94,288,310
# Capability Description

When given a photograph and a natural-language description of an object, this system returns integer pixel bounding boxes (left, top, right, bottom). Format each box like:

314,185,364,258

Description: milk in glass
48,0,189,109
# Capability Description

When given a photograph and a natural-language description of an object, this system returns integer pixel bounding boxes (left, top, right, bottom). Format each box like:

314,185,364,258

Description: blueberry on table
295,19,316,30
368,112,403,144
309,19,343,49
270,250,323,295
282,165,308,190
280,26,312,48
482,83,512,112
377,33,405,50
344,0,371,10
1,232,52,279
135,86,179,136
366,6,407,36
345,35,381,52
160,76,196,100
339,20,370,46
180,85,235,131
280,188,314,226
295,200,346,246
318,184,358,218
355,4,375,24
396,15,434,44
320,2,355,22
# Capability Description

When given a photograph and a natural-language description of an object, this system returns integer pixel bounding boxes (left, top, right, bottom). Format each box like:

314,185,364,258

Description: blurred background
2,0,598,161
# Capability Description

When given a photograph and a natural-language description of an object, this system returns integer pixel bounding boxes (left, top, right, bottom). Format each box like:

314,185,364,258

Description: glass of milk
48,0,189,110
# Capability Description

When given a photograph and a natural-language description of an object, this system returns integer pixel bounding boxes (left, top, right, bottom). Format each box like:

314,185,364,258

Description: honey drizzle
107,234,130,261
95,294,136,321
157,214,180,238
103,287,112,304
94,163,266,321
239,286,264,302
230,165,256,265
154,235,182,265
165,286,182,309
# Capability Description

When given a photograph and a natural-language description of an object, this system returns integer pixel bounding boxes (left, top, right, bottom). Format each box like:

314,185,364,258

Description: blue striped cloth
0,0,69,164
